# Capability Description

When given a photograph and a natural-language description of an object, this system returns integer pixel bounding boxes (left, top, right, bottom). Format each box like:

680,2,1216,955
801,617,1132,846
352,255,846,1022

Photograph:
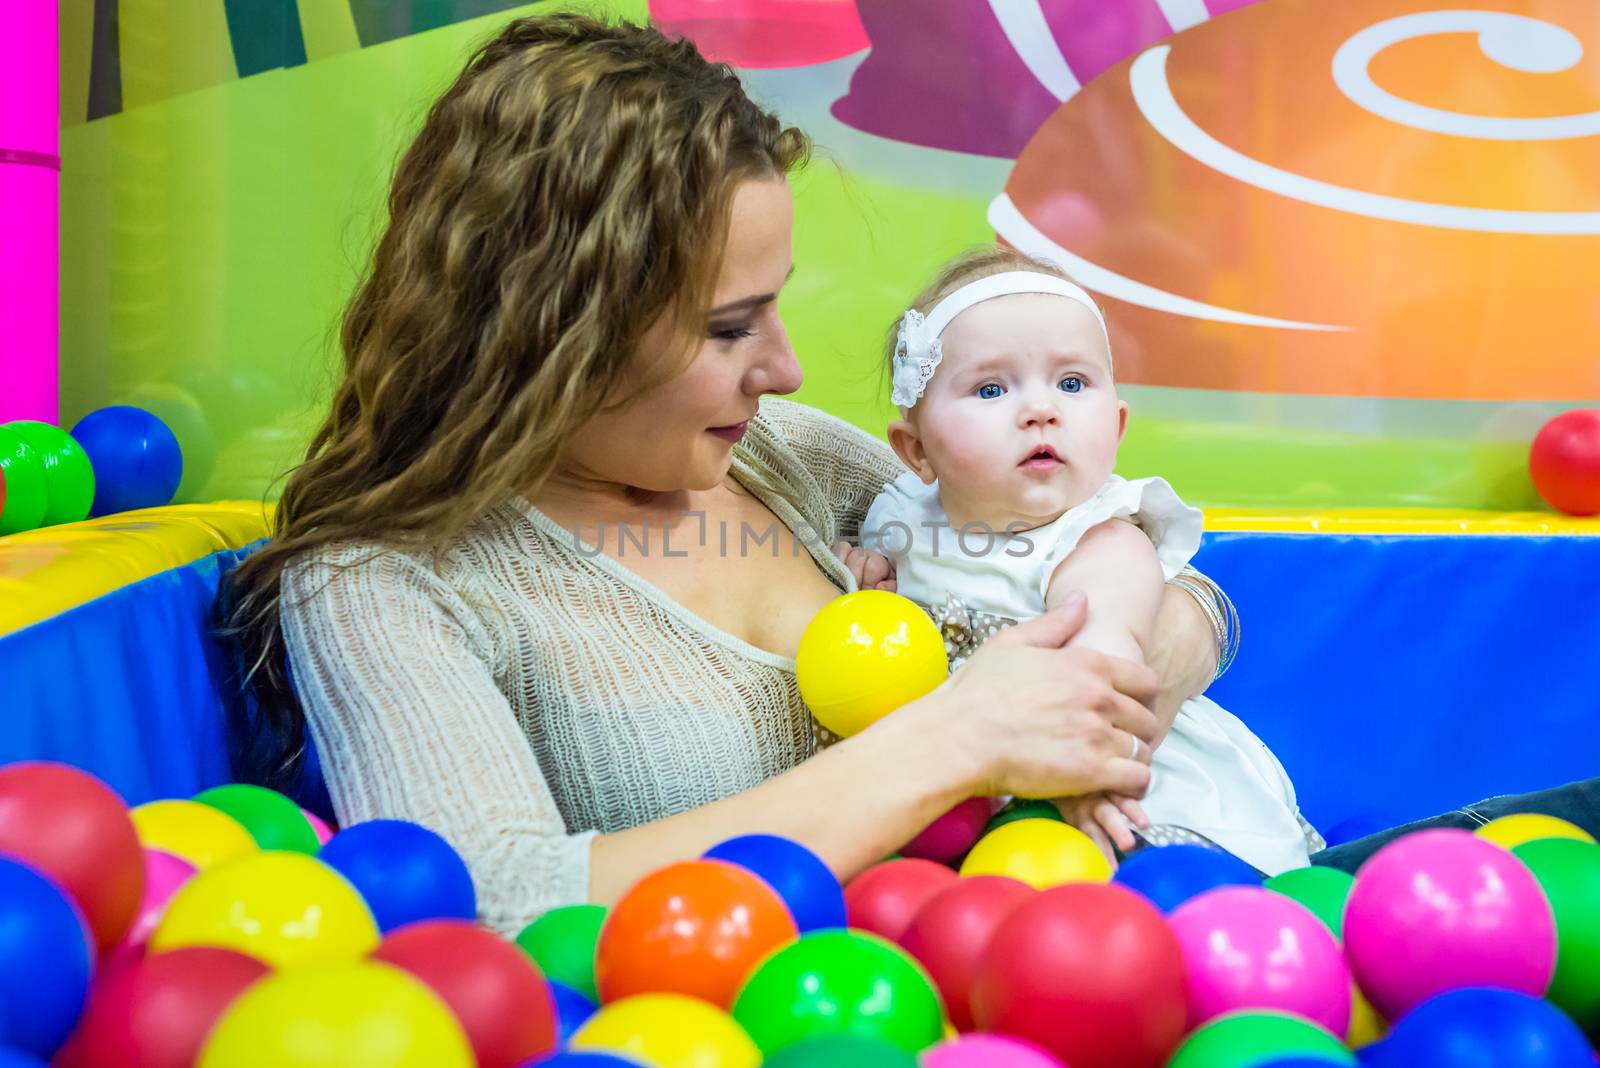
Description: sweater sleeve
281,544,597,933
758,397,907,544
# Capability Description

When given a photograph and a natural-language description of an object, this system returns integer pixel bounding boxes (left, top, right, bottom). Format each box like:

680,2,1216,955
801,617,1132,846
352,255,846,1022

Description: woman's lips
707,420,749,443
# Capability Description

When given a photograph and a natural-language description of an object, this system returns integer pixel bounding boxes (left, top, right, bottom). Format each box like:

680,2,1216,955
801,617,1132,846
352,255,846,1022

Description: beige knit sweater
281,397,906,933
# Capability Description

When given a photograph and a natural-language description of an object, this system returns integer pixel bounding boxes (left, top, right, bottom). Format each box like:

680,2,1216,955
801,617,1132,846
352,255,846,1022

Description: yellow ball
1475,813,1596,850
796,590,949,738
152,850,379,967
959,818,1112,888
198,961,474,1068
132,799,259,870
573,993,761,1068
1347,987,1387,1049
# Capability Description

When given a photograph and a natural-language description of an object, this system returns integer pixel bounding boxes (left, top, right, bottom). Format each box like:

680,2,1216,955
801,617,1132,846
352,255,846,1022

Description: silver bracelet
1171,567,1240,680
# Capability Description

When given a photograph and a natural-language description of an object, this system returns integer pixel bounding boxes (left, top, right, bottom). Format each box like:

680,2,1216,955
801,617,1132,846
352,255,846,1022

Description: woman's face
558,176,800,497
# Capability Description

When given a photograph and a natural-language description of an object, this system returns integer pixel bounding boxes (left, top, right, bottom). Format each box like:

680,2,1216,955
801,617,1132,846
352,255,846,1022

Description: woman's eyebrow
708,265,796,316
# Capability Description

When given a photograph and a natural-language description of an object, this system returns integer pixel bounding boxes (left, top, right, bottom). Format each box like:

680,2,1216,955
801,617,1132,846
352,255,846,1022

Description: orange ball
596,860,798,1008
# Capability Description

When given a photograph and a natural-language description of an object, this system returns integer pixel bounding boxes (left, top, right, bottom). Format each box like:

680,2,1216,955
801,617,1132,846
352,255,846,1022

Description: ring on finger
1128,735,1141,761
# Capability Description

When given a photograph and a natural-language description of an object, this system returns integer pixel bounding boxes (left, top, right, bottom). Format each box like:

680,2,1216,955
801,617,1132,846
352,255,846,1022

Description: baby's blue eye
976,383,1005,400
1059,375,1085,394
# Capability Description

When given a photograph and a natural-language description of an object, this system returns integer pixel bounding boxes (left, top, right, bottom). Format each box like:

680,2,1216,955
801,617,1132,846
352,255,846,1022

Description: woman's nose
749,317,803,396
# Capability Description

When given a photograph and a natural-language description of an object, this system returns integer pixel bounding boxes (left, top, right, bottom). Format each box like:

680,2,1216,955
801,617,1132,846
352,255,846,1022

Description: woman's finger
1099,758,1152,799
1105,695,1160,746
1104,654,1160,709
1107,728,1154,767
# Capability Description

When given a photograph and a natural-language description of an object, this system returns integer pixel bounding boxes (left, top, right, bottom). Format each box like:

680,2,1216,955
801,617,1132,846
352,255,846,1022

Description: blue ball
0,856,93,1058
702,833,846,932
317,819,476,932
1322,811,1403,848
1112,843,1262,912
1366,987,1592,1068
517,1052,644,1067
69,406,183,516
0,1053,47,1068
547,979,597,1041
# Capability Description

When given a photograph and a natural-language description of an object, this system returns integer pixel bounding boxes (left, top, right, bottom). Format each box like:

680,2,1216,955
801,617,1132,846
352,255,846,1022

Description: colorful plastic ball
900,798,995,864
0,761,145,952
1364,987,1592,1068
1169,886,1352,1035
1320,811,1402,848
129,799,258,870
0,424,47,534
373,919,557,1068
1262,866,1355,939
1530,409,1600,516
984,798,1064,833
1343,829,1556,1020
302,808,335,845
1237,1060,1350,1068
103,849,197,971
0,1053,46,1068
517,1054,644,1068
959,818,1111,888
595,859,798,1007
898,874,1034,1031
760,1032,920,1067
517,904,606,1002
152,850,379,967
1114,843,1262,913
843,858,957,942
197,960,474,1067
1512,838,1600,1030
0,854,95,1057
1347,990,1387,1049
970,882,1186,1068
922,1033,1067,1068
1476,812,1595,850
548,979,599,1041
54,947,268,1068
795,590,949,737
704,833,847,932
572,993,759,1068
194,783,321,854
2,420,95,525
1165,1010,1355,1068
69,405,183,516
731,928,943,1055
317,818,476,932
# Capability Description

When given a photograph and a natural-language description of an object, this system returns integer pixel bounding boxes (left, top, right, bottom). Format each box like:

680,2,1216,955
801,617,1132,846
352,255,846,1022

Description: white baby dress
862,471,1322,875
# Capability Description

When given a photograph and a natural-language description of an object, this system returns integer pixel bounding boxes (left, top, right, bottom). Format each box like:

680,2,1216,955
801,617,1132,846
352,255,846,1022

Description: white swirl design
1332,11,1600,140
987,0,1081,101
1129,42,1600,233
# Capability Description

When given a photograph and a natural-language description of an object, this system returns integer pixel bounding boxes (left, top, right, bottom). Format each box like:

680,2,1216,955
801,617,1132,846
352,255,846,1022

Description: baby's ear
887,418,936,484
1115,399,1129,445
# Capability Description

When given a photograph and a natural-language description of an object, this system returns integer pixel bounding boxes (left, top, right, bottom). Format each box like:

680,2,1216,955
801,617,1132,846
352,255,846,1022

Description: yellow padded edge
0,502,273,637
1203,508,1600,535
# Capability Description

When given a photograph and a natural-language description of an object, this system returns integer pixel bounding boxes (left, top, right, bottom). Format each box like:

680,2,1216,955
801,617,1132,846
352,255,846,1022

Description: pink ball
102,849,197,971
1168,885,1351,1036
900,798,994,864
1344,828,1557,1019
300,808,334,846
923,1032,1068,1068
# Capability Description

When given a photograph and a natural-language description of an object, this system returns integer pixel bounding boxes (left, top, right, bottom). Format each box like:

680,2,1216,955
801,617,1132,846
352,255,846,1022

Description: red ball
54,947,267,1068
899,874,1034,1031
900,798,995,864
595,859,799,1008
1531,409,1600,516
372,919,558,1068
844,858,959,942
971,882,1188,1068
0,762,144,951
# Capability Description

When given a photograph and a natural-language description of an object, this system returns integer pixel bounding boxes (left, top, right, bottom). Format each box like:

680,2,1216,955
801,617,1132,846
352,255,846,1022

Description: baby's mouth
1018,445,1063,469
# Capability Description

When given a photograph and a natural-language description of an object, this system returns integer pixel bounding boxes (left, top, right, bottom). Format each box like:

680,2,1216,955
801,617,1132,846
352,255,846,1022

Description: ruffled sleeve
1036,476,1204,601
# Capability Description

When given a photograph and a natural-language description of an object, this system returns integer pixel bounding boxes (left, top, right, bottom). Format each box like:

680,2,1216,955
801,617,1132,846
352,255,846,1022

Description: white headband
891,271,1111,409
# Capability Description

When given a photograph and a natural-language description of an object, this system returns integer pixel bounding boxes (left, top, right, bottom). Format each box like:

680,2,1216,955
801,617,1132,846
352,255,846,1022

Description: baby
858,248,1322,875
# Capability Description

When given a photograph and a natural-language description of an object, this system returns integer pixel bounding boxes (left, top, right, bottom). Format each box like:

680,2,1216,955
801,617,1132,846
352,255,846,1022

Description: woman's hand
832,539,896,592
916,592,1160,801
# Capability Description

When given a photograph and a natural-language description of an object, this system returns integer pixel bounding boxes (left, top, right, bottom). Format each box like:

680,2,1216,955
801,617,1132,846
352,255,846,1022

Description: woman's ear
888,418,936,484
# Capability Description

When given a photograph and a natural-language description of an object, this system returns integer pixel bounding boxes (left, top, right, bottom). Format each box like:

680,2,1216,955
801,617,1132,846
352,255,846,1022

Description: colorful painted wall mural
57,0,1600,507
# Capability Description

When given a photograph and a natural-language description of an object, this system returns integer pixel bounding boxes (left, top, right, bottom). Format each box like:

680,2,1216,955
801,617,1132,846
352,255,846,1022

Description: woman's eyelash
710,325,755,341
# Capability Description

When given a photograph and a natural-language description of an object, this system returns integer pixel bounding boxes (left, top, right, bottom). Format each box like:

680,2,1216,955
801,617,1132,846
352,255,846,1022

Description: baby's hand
832,539,896,592
1054,793,1151,865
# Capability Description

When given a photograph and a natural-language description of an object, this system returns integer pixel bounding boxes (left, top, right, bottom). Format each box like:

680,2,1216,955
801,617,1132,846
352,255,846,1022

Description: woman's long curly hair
221,13,809,788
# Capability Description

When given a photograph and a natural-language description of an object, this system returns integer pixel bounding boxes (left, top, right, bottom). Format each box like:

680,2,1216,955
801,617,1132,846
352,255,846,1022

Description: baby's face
911,292,1127,530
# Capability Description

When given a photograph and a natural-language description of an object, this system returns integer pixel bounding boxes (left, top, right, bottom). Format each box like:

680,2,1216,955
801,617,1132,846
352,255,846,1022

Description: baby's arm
1043,519,1168,859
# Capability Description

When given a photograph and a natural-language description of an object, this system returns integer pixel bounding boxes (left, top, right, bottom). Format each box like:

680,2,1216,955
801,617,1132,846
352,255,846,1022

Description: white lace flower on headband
891,308,942,409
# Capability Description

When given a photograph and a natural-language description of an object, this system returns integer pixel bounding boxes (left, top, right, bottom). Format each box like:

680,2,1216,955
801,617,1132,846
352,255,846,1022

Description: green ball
985,798,1064,833
762,1033,921,1067
1263,866,1355,939
193,783,320,854
0,427,48,534
1166,1010,1355,1068
4,421,95,526
516,903,606,1002
731,929,942,1056
1513,838,1600,1030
